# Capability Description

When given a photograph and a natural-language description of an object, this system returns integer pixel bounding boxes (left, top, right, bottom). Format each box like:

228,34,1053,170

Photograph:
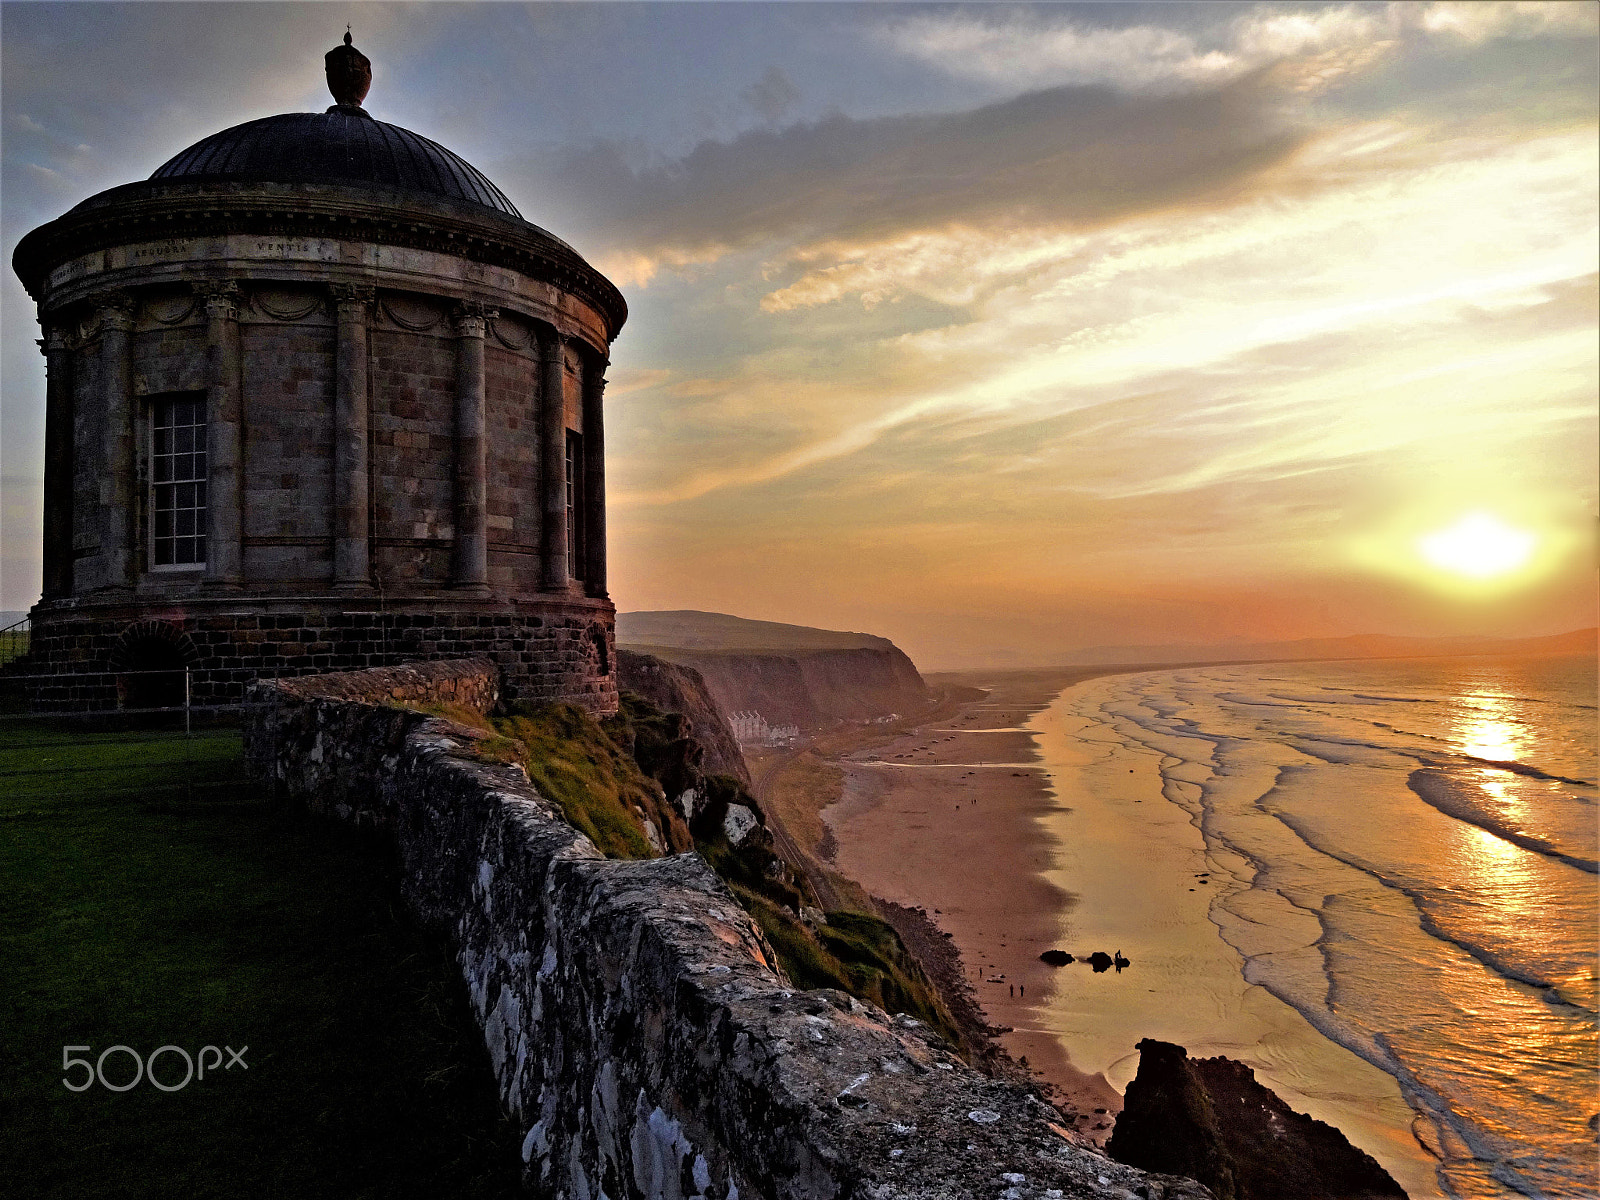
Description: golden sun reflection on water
1445,695,1547,932
1459,820,1522,874
1449,822,1544,959
1457,697,1520,762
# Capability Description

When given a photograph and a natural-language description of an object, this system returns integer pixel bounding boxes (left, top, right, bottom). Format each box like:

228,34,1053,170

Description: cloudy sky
3,2,1595,666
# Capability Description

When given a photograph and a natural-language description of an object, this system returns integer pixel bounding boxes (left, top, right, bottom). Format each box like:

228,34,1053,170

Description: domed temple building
12,36,625,712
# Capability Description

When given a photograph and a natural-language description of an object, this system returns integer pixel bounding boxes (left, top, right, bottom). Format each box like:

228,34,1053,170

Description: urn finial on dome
325,28,372,113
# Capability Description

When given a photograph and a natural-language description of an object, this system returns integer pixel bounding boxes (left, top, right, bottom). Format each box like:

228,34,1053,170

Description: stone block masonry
18,175,618,718
23,599,616,714
246,659,1212,1200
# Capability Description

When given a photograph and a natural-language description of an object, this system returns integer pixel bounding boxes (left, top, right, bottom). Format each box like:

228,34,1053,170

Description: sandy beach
753,668,1139,1143
763,665,1446,1195
1023,674,1443,1198
790,664,1453,1199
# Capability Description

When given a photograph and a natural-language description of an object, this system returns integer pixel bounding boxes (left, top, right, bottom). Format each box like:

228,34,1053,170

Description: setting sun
1418,512,1538,580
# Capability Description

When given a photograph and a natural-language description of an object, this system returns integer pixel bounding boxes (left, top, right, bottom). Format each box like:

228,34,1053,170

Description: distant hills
616,610,895,654
1056,627,1597,668
619,611,1595,677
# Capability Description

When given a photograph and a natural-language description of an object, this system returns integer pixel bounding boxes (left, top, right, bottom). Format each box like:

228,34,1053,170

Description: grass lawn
0,722,523,1198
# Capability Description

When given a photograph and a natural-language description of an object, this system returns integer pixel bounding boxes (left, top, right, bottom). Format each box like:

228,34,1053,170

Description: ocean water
1030,654,1596,1200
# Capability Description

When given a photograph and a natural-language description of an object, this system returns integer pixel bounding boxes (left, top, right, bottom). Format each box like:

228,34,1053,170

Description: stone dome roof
15,33,627,339
150,109,522,218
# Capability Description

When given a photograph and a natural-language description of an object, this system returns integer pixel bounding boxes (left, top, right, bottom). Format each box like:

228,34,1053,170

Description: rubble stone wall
245,659,1210,1200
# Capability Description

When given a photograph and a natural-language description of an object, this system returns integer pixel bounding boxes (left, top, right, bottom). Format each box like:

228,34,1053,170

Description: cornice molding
13,181,627,339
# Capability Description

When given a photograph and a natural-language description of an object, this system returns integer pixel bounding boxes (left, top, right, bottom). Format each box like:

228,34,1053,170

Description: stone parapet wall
246,660,1211,1200
263,656,500,709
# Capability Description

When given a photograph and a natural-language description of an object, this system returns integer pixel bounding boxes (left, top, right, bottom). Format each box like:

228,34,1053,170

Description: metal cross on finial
345,25,352,46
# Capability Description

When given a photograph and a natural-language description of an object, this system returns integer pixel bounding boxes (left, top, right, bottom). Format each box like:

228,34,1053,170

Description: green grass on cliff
0,723,523,1199
705,857,962,1049
493,701,692,859
496,693,963,1048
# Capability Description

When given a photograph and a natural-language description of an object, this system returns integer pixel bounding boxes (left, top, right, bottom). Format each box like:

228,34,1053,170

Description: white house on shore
729,711,799,745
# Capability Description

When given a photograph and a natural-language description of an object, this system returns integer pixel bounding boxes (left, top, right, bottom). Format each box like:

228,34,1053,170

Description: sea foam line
1407,768,1598,875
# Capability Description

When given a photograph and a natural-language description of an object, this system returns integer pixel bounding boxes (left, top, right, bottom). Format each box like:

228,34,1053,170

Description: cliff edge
618,610,930,729
615,648,751,786
248,660,1218,1200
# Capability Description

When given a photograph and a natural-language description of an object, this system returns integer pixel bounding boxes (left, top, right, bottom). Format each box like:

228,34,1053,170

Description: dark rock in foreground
1106,1039,1408,1200
1040,949,1074,966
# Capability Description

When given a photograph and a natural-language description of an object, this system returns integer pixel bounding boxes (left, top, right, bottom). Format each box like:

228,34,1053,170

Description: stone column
202,283,244,588
39,322,74,599
581,358,608,598
97,294,137,591
539,328,570,593
331,284,373,590
451,302,495,591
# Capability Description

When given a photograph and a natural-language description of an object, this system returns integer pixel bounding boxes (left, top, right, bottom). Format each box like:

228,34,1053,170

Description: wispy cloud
877,2,1598,95
3,3,1594,650
543,75,1301,285
606,121,1596,529
742,66,801,124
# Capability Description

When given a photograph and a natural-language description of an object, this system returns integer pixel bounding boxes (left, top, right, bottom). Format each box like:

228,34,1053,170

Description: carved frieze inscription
129,240,194,264
40,236,609,355
226,235,339,263
48,239,217,289
47,250,110,290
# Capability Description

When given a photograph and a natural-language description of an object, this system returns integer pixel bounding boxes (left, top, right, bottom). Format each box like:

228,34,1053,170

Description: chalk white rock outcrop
722,802,761,848
673,785,703,825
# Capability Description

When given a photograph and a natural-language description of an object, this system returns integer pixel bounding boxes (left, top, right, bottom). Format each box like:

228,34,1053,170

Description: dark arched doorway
117,637,189,711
